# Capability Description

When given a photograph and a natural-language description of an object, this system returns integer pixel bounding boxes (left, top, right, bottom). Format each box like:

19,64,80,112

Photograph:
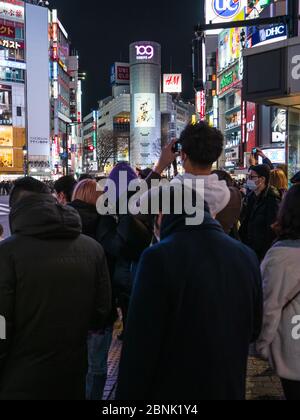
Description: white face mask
246,180,258,191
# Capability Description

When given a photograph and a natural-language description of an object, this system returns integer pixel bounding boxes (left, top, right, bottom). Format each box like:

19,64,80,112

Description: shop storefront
243,37,300,179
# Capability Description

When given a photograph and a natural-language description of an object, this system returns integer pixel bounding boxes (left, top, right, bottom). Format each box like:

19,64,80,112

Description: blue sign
110,64,116,85
250,24,287,47
213,0,241,19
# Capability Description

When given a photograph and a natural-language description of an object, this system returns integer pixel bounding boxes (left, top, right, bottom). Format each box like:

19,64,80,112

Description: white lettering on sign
292,316,300,340
135,45,154,60
292,55,300,80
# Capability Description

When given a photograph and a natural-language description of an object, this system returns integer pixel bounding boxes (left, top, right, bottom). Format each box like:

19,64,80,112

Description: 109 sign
213,0,242,19
135,45,154,60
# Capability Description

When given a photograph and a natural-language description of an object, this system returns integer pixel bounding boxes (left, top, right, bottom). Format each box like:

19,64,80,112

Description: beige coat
257,240,300,380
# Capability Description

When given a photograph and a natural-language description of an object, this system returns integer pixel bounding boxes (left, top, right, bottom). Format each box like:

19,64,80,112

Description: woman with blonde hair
69,178,103,239
69,178,112,401
270,168,288,199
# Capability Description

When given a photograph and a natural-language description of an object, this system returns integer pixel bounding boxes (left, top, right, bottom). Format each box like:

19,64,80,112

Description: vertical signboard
25,3,50,159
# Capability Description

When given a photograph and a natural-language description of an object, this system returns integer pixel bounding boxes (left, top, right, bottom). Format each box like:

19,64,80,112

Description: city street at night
1,0,300,405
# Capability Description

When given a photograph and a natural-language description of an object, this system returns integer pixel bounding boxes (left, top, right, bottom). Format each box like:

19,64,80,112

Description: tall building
0,2,82,180
83,42,195,174
49,9,83,178
0,0,28,178
130,41,162,168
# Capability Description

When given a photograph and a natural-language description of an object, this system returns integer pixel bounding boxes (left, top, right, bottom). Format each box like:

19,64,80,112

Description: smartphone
173,141,182,154
252,148,257,155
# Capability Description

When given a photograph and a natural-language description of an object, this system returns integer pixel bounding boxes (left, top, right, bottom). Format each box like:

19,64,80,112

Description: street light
64,122,82,176
23,145,28,177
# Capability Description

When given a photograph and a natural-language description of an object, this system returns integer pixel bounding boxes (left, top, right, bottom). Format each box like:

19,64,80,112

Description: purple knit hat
107,162,138,201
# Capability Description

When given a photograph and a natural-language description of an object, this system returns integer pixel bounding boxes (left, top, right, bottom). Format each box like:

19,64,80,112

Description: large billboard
206,0,247,34
134,93,156,128
0,84,12,125
25,3,50,158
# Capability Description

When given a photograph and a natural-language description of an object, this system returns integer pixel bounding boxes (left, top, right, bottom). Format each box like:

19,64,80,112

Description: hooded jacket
117,209,262,401
174,173,230,218
0,195,111,400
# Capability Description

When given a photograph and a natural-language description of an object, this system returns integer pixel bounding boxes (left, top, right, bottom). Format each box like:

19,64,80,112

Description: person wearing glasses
239,164,281,261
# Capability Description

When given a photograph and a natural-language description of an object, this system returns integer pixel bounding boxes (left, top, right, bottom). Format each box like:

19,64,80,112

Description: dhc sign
213,0,242,19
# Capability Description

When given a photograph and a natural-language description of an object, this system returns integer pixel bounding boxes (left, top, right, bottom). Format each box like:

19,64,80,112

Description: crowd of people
0,181,13,196
0,121,300,400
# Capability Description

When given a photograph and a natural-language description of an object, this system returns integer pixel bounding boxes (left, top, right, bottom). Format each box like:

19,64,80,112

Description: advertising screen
263,148,286,164
218,27,242,72
134,93,156,128
25,3,50,158
0,125,12,146
163,74,182,93
0,84,12,125
0,147,13,167
271,108,286,143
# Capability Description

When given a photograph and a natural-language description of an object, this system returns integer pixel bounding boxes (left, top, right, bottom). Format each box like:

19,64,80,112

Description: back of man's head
54,175,77,204
9,177,51,208
180,122,224,168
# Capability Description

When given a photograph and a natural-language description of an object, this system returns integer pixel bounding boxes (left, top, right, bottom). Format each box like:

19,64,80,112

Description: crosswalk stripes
0,203,9,216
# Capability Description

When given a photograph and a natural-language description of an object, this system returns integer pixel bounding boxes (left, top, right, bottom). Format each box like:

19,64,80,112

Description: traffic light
85,145,94,152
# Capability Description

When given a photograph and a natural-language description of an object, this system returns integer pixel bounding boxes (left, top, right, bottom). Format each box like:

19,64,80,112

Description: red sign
245,102,257,153
0,38,23,49
196,91,206,120
116,65,130,82
0,21,15,38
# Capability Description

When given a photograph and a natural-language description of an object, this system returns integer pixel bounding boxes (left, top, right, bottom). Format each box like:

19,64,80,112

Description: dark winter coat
239,186,281,261
0,195,111,400
69,200,99,240
116,210,263,401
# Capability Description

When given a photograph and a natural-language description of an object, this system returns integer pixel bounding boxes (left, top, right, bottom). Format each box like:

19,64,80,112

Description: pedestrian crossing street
0,203,9,216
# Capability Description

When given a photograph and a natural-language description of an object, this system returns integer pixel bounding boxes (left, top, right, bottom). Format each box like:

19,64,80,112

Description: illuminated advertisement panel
206,0,247,34
25,3,50,158
0,20,15,38
0,0,24,23
0,125,12,146
163,74,182,93
0,84,12,125
0,147,12,167
134,93,156,128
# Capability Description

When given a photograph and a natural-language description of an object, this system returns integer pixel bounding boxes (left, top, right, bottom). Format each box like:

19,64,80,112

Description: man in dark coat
0,178,111,400
239,164,281,261
116,202,263,401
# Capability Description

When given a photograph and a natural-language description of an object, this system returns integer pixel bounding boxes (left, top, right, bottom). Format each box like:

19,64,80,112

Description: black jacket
0,195,111,400
97,214,152,296
239,186,281,261
116,211,263,401
69,200,99,240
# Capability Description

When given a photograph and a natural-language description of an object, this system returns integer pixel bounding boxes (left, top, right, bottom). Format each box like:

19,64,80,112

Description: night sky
50,0,201,116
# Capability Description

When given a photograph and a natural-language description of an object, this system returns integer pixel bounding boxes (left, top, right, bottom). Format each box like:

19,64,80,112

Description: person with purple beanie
97,162,152,339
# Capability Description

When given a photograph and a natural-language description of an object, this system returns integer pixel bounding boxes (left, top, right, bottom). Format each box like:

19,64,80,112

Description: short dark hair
9,177,51,208
54,175,77,203
179,122,224,167
250,164,271,185
273,185,300,240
